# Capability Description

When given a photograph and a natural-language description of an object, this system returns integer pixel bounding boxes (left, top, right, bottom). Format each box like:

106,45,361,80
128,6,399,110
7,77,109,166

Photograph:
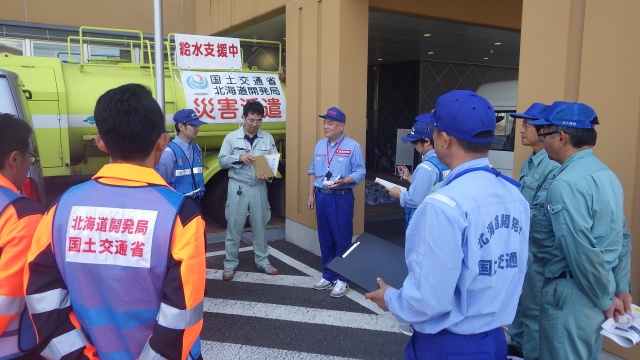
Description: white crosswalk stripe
203,243,405,359
203,298,398,332
201,341,357,360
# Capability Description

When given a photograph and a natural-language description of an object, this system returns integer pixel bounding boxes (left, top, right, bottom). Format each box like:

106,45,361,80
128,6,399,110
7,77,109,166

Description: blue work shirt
400,149,444,209
535,148,628,310
384,157,530,334
155,136,201,186
308,134,365,189
519,149,559,266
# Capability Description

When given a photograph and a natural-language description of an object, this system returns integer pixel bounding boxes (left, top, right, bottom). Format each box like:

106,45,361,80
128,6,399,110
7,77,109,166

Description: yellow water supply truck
0,27,286,225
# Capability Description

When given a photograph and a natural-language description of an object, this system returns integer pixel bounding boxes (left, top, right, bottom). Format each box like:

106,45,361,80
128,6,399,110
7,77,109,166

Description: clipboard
327,233,408,292
252,153,280,178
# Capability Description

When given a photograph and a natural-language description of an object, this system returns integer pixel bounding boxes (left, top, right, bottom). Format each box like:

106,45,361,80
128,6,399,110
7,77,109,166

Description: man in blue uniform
506,103,559,360
366,90,530,359
307,107,366,298
528,101,632,360
385,112,449,228
219,100,279,281
156,109,207,207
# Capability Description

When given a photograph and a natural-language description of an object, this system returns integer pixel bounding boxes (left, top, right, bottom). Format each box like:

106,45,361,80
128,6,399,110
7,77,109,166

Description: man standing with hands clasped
365,90,530,359
219,100,279,281
527,101,632,360
308,107,365,298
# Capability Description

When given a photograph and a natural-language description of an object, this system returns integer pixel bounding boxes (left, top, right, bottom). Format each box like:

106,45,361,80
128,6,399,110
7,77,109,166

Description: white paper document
374,177,407,192
600,304,640,348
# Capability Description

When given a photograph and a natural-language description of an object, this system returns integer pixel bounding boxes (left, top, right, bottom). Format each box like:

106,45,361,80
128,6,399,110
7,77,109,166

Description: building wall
2,0,196,35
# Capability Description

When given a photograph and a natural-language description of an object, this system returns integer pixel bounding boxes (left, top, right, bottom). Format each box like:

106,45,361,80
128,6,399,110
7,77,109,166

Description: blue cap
527,101,597,129
402,121,435,142
173,109,207,126
510,102,548,120
415,112,435,124
433,90,495,143
319,107,346,123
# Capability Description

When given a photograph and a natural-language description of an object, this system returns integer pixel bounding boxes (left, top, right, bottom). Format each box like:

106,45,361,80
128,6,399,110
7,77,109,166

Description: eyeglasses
246,118,263,124
538,131,559,142
26,150,39,166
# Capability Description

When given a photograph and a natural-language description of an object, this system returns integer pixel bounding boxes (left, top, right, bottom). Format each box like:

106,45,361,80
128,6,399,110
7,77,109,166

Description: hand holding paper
251,153,280,178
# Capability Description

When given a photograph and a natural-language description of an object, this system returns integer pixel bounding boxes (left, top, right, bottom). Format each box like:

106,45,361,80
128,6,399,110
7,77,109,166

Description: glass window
88,46,132,63
32,41,81,62
490,111,516,152
0,38,25,56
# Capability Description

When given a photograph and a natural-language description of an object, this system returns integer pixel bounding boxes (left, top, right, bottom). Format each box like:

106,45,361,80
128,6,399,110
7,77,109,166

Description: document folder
327,233,408,293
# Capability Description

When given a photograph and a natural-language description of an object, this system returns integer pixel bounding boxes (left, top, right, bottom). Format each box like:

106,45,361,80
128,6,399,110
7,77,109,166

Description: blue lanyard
445,166,521,188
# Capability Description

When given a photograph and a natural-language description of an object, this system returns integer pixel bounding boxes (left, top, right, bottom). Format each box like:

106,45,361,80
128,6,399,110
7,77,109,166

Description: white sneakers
312,278,350,297
312,278,332,290
330,280,349,298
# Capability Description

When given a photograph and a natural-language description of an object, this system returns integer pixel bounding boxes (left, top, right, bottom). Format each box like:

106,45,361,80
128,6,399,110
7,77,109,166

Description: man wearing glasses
527,101,632,359
219,100,279,281
0,113,43,359
156,109,207,208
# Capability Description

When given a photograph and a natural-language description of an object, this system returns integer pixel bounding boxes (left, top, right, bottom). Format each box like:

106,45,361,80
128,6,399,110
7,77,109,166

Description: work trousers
539,276,605,360
405,327,506,360
508,259,543,359
224,179,271,269
315,189,354,283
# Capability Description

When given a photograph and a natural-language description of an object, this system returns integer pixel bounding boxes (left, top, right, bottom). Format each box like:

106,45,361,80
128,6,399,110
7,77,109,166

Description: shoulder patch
427,193,456,208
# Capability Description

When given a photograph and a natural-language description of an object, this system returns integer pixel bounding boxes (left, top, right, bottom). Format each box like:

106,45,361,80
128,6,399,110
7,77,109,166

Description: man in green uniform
528,101,632,360
506,103,559,359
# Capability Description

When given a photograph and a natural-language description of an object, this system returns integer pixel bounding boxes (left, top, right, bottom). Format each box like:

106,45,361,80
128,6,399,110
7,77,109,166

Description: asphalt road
202,218,410,360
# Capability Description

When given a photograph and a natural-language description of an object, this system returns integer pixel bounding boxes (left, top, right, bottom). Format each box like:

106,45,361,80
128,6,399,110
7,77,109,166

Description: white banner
174,34,242,70
180,70,286,123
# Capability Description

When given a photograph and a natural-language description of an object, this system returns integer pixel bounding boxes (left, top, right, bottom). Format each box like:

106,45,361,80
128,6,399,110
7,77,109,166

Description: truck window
0,38,24,56
0,74,18,115
88,46,132,63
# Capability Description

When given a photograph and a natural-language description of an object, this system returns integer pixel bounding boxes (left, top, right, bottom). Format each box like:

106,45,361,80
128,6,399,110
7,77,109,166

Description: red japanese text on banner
174,34,242,70
180,70,286,123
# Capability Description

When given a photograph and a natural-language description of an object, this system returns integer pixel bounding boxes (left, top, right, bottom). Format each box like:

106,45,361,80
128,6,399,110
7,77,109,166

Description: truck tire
203,177,229,227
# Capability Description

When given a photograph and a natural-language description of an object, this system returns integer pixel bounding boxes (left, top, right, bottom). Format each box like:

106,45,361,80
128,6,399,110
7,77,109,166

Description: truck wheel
203,177,228,227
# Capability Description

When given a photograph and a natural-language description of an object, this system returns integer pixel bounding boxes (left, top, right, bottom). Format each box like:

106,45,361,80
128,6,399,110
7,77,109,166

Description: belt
316,187,353,195
548,271,573,281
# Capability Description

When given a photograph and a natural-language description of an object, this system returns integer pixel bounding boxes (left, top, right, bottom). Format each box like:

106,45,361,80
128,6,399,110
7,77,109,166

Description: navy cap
433,90,496,143
402,121,435,142
510,102,548,120
527,101,597,129
415,112,435,124
173,109,207,126
319,107,346,123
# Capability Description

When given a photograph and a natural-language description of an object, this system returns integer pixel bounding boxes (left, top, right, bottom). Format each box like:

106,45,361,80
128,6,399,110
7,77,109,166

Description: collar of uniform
530,148,549,167
422,148,436,161
236,128,263,139
92,163,169,187
555,147,594,176
443,157,491,186
0,173,19,193
173,134,191,149
327,134,345,147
